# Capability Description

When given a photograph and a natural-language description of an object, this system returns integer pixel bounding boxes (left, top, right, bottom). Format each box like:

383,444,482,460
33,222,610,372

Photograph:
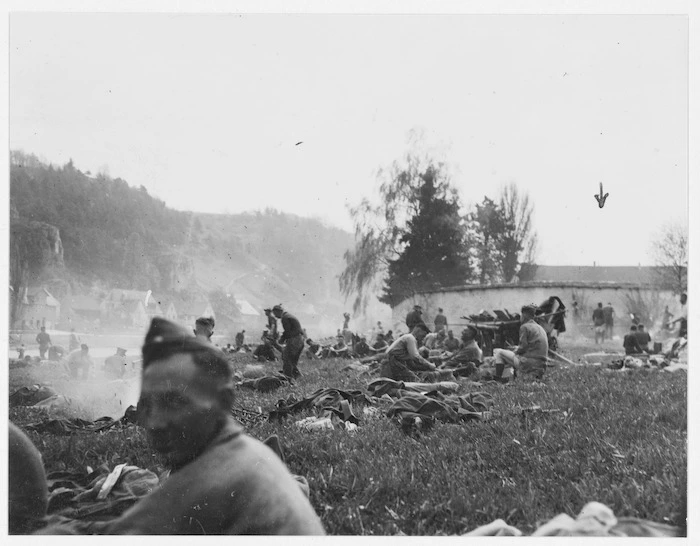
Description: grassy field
9,341,687,535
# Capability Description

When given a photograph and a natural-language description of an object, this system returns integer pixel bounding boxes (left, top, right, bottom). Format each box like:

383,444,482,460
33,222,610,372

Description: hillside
9,152,388,332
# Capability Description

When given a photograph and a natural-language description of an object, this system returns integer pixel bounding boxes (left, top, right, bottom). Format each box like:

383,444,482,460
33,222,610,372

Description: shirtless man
39,317,325,535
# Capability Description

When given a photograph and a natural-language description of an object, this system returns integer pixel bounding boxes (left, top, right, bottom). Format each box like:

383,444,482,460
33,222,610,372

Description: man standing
69,328,80,352
104,347,128,379
342,312,351,330
35,327,51,360
235,330,246,350
39,317,325,535
194,317,215,343
264,308,279,341
434,308,448,333
67,344,93,380
592,303,606,345
272,304,305,379
405,304,423,330
381,323,437,382
603,302,615,340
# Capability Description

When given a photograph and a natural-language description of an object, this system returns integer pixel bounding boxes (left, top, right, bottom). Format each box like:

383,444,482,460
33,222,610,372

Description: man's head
411,322,430,342
138,318,233,468
264,308,272,316
607,302,612,306
680,293,687,305
630,325,638,332
598,302,603,308
414,305,423,314
306,338,314,346
40,327,46,332
437,329,446,340
116,347,127,356
194,317,215,340
377,321,382,326
272,304,284,318
80,344,89,354
638,324,645,331
438,308,443,313
461,325,478,343
521,305,537,323
241,330,246,334
447,329,454,339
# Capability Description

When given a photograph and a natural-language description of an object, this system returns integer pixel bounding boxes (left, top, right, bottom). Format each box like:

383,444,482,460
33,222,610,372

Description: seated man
384,330,395,344
369,333,389,354
67,344,93,380
380,323,439,382
305,338,322,359
441,326,483,369
329,335,350,358
635,324,652,352
492,305,549,381
442,330,461,353
48,345,65,362
253,334,278,362
623,325,644,355
353,336,370,357
104,347,129,379
39,318,325,535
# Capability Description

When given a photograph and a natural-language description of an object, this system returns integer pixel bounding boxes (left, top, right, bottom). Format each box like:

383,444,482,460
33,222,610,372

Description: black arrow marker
594,182,609,208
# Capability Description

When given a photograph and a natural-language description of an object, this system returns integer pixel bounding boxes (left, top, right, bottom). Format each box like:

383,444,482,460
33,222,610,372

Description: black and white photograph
4,1,693,538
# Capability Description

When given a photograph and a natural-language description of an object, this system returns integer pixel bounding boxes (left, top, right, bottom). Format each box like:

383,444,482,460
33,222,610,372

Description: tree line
340,144,538,311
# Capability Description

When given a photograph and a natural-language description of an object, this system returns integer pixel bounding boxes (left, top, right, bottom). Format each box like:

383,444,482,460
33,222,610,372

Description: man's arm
405,337,435,369
514,326,528,356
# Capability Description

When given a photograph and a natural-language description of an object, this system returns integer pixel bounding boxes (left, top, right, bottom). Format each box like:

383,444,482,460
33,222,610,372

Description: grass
9,341,687,535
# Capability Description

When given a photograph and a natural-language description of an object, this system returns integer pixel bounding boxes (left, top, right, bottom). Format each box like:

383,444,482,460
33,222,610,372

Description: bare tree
497,183,538,282
650,223,687,295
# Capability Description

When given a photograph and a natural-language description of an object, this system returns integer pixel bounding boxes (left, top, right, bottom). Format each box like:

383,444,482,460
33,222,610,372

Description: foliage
10,150,189,290
649,223,688,295
468,197,507,284
10,342,687,536
380,166,472,306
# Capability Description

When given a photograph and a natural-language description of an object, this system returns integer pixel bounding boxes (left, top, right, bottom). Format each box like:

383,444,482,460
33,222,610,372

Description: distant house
105,289,158,326
179,300,216,327
154,299,178,322
17,287,61,329
63,295,106,325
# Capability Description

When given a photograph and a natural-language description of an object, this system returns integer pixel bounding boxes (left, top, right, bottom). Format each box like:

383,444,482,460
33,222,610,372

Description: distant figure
47,345,65,362
662,305,674,331
381,323,436,382
353,336,370,357
592,303,605,345
405,305,423,330
375,321,384,337
669,293,688,338
17,344,26,360
571,301,580,322
264,308,279,341
105,347,128,379
434,308,448,333
442,326,483,367
9,422,48,534
235,330,246,350
623,325,644,355
272,304,305,379
69,328,81,352
443,329,460,353
369,333,388,354
635,324,652,352
35,327,51,360
385,330,395,344
253,335,277,362
342,312,350,330
329,335,350,358
194,317,215,343
67,344,93,380
602,303,615,340
305,338,322,359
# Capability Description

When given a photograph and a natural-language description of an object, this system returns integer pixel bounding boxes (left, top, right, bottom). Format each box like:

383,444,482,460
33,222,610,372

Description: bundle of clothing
23,406,139,435
268,387,372,424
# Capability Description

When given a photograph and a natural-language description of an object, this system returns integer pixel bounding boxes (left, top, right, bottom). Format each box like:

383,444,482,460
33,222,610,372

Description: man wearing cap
380,323,438,382
434,308,448,334
67,344,93,380
39,317,325,535
104,347,129,379
405,304,423,331
194,316,215,343
494,305,549,380
272,304,305,379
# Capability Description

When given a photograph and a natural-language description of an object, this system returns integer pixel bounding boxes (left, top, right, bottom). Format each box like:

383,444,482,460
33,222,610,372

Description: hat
80,343,89,350
521,304,538,314
414,304,422,310
142,317,219,367
264,308,272,313
117,347,127,355
272,304,284,312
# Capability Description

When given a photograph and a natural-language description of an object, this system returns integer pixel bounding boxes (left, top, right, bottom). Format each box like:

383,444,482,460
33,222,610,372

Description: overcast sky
10,13,688,266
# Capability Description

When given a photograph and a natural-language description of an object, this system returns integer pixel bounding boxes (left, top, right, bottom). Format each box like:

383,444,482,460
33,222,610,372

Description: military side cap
142,317,218,366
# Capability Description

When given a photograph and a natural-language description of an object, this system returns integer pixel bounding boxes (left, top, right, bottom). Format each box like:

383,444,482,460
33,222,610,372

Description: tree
340,134,473,312
497,183,538,282
468,197,507,284
650,223,687,295
380,166,472,306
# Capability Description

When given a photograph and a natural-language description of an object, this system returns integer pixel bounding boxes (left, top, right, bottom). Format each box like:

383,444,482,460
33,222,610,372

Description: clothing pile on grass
269,388,370,431
462,501,682,537
602,337,688,373
233,365,292,393
10,384,76,414
23,406,139,435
